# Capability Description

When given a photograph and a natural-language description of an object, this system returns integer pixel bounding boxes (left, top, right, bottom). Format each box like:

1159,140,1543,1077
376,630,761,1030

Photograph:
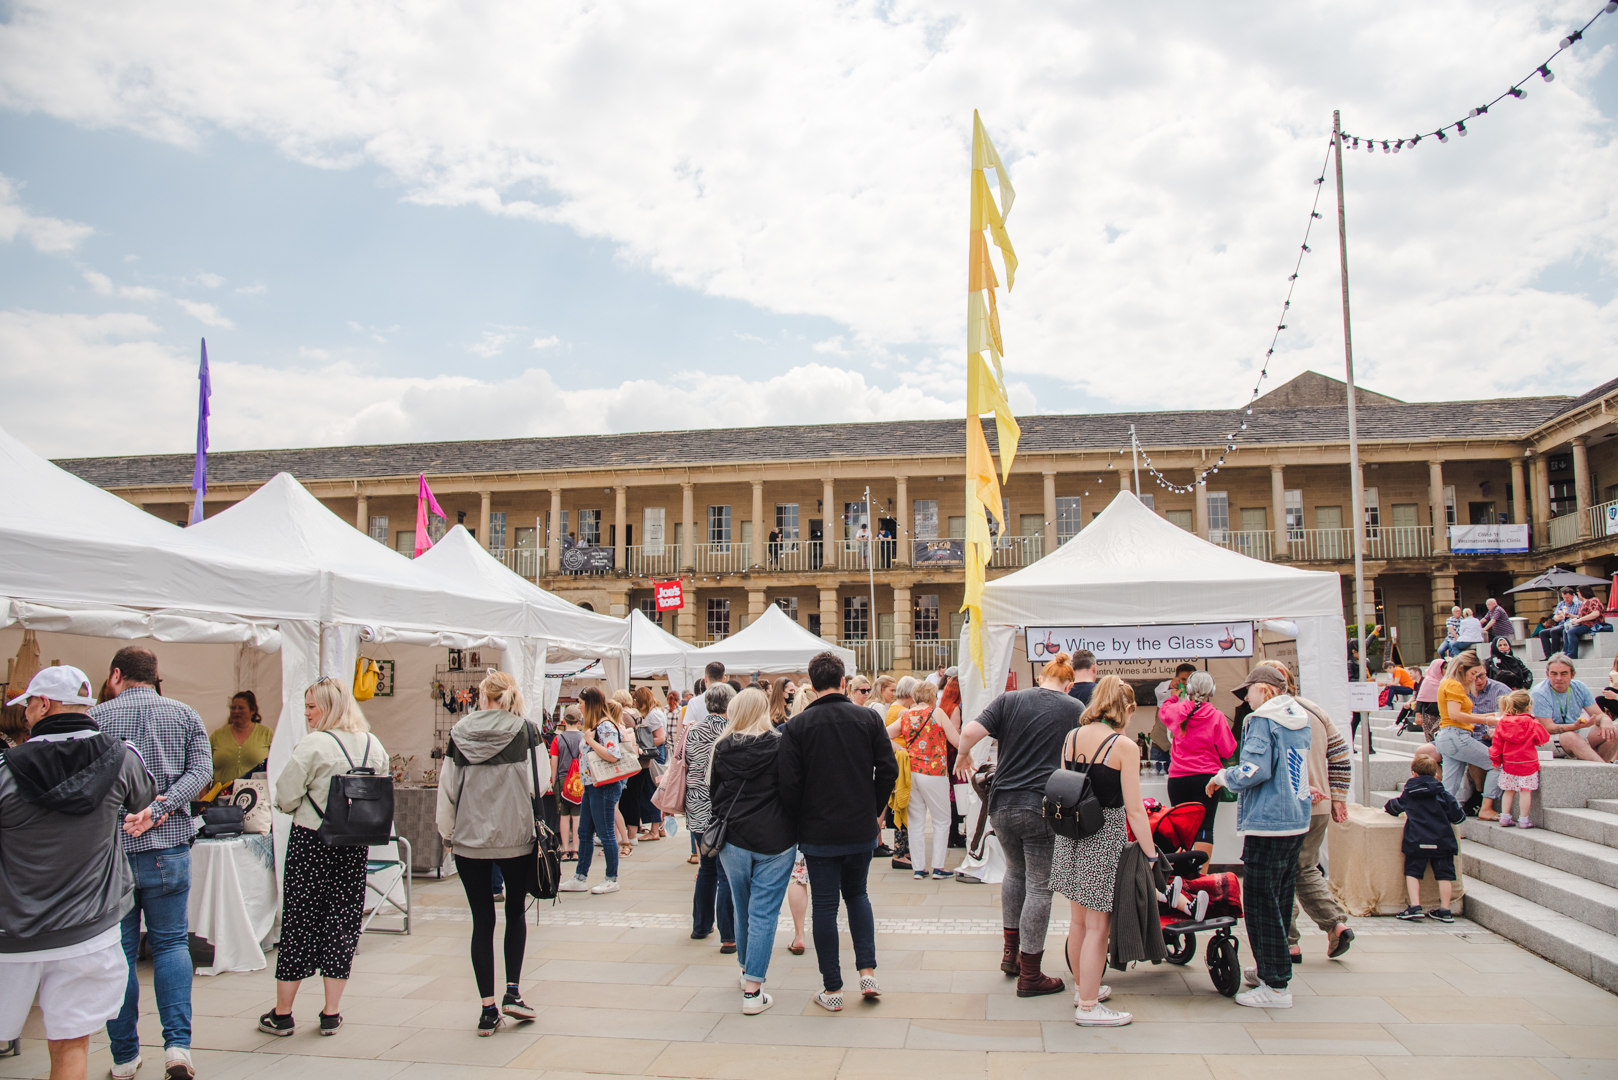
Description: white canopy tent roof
626,609,697,692
689,603,856,676
961,492,1348,727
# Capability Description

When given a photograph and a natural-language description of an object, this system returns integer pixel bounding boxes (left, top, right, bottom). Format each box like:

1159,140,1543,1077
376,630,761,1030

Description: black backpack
312,731,394,847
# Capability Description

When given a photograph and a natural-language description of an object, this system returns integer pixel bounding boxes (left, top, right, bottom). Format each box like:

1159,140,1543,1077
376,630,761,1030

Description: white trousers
909,772,951,872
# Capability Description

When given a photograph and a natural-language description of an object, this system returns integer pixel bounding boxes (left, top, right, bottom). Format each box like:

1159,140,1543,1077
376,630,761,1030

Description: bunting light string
1126,141,1337,496
1340,1,1615,152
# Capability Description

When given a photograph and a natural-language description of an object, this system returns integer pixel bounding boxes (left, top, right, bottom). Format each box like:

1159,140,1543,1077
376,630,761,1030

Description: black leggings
1165,773,1220,847
455,854,531,999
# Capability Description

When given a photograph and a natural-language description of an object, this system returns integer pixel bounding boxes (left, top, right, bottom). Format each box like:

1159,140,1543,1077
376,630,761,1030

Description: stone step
1542,806,1618,847
1461,840,1618,936
1460,816,1618,888
1590,798,1618,815
1459,878,1618,994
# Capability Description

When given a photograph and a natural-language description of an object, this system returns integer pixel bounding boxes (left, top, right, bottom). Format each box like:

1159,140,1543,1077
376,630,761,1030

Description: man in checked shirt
90,647,211,1080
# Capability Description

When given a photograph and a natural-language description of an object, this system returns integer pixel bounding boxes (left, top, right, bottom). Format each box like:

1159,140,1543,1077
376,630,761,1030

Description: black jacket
1486,637,1532,691
1384,774,1465,855
777,693,899,847
710,730,795,856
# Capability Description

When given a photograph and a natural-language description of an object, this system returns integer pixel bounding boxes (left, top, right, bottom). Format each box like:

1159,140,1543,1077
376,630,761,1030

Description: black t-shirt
975,687,1087,813
1068,680,1096,707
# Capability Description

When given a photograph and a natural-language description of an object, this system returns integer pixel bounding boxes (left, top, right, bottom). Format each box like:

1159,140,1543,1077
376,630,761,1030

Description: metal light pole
1129,424,1142,496
1334,110,1373,803
864,484,878,675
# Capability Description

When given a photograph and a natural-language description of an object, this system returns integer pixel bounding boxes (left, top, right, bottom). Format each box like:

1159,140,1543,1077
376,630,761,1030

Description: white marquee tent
626,608,697,693
689,603,856,675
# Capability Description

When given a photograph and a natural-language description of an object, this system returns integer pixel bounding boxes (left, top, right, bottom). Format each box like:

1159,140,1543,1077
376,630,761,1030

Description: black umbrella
1504,566,1611,593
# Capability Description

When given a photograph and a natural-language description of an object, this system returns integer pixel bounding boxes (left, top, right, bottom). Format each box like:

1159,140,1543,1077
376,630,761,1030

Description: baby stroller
1146,802,1244,997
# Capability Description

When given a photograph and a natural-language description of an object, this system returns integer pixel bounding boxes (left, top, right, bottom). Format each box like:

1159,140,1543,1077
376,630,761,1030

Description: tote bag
584,720,641,786
651,722,690,814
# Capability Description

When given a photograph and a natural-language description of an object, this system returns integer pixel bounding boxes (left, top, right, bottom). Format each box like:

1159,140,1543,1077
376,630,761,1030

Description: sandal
788,941,806,955
619,842,634,857
688,853,700,864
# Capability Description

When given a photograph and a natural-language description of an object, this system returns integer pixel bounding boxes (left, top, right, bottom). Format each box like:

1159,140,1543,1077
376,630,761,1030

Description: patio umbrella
1504,566,1611,593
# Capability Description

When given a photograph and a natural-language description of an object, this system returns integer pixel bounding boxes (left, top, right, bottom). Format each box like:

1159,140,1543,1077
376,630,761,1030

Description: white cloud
0,2,1613,408
812,336,850,357
82,268,163,301
531,335,560,350
0,173,93,254
233,283,267,296
468,329,517,357
184,271,225,288
174,298,233,328
0,309,960,456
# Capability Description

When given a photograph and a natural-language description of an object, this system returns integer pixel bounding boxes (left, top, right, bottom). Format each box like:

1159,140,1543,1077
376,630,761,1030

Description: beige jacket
274,729,388,831
1294,695,1351,816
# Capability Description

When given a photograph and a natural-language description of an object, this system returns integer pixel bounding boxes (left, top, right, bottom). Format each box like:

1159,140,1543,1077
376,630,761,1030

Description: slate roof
57,395,1572,490
1537,374,1618,429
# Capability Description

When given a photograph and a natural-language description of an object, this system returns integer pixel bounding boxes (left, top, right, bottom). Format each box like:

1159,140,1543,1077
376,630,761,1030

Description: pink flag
414,473,446,557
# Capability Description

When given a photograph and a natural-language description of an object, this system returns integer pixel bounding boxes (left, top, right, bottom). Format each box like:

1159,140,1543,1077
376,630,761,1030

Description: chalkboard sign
561,545,615,573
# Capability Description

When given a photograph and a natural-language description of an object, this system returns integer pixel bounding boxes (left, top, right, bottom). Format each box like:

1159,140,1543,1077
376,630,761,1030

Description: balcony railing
1590,499,1618,544
764,540,824,572
1288,528,1354,562
1212,530,1274,561
627,545,680,578
845,638,895,675
910,638,959,672
488,546,541,579
989,534,1044,568
1367,526,1434,560
1547,513,1581,550
695,542,751,574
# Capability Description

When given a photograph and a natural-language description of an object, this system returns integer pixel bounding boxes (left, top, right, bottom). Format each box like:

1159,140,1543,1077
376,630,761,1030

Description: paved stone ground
6,830,1616,1080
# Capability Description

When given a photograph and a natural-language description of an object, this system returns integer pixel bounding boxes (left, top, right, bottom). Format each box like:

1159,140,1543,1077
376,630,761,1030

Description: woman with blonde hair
1435,650,1501,804
709,688,797,1014
436,670,544,1035
632,685,669,840
1050,676,1158,1027
887,680,960,879
559,687,631,895
260,677,388,1038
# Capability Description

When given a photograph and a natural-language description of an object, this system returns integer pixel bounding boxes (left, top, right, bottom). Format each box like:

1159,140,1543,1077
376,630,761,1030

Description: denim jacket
1213,693,1313,837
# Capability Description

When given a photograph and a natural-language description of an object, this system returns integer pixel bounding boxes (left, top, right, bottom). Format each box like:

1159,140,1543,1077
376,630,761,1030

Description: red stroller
1144,802,1244,997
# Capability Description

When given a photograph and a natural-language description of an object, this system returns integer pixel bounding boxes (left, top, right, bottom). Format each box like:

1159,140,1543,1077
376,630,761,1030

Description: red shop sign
654,580,685,611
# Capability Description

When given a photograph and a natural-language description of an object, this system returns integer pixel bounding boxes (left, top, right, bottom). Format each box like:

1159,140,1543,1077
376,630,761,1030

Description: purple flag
189,339,210,525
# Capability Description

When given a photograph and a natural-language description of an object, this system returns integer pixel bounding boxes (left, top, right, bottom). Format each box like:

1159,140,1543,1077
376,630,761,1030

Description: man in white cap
0,666,155,1080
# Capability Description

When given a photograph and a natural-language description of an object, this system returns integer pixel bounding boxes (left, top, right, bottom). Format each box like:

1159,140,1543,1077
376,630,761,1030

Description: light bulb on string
1382,140,1391,153
1469,106,1487,118
1509,86,1526,99
1539,65,1555,82
1438,129,1449,143
1560,30,1582,48
1456,121,1467,136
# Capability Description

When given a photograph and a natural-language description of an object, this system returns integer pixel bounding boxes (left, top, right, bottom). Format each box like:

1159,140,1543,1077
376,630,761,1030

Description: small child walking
1489,689,1551,828
1383,755,1466,922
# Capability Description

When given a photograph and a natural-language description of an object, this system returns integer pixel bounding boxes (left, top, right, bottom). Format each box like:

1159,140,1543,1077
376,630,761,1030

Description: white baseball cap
6,665,97,707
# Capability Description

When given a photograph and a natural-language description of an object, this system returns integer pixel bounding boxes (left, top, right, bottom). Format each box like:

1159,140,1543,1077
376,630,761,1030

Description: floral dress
898,706,949,776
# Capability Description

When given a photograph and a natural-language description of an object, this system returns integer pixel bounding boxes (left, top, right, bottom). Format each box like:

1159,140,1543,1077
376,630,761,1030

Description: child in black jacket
1384,755,1466,922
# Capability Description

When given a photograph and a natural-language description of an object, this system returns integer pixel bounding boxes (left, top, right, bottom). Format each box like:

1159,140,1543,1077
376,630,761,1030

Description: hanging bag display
311,731,395,846
583,720,641,786
353,657,380,702
526,724,562,901
1042,732,1120,842
229,777,272,834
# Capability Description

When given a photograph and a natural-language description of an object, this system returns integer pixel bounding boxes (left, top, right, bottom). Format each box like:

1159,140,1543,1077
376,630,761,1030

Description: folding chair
363,833,412,935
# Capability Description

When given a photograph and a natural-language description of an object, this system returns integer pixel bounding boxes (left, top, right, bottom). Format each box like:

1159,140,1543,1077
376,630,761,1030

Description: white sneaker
111,1056,142,1080
590,879,620,894
1242,966,1260,988
1193,891,1210,922
559,877,590,892
1072,985,1111,1003
1235,983,1293,1009
741,990,773,1015
1073,1002,1132,1026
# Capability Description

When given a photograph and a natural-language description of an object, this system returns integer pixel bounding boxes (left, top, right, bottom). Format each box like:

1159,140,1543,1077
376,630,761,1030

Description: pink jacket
1416,658,1445,703
1160,696,1238,777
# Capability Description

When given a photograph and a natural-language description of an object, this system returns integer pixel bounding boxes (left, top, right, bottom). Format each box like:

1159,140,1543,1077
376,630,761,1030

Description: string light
1128,142,1336,496
1340,2,1613,149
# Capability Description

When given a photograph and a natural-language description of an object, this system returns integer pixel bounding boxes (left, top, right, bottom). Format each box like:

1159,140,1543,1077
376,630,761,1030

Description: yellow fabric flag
964,415,1003,677
968,231,999,294
966,290,1001,358
968,349,1021,480
970,170,1018,290
972,110,1016,220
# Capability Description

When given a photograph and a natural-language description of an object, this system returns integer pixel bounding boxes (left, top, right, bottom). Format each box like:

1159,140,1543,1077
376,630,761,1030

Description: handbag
968,762,996,858
1043,732,1120,841
584,720,641,786
229,778,272,834
311,732,395,847
650,723,689,814
199,805,245,839
696,775,746,860
526,725,562,901
353,657,380,702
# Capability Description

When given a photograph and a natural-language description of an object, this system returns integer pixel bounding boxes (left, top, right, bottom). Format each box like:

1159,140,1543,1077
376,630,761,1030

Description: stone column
1043,471,1057,557
1270,464,1287,560
819,587,839,644
1428,461,1448,554
893,585,913,672
1532,453,1551,531
681,482,696,572
1430,572,1456,655
751,481,765,569
1119,469,1130,494
895,475,911,567
1573,436,1593,539
607,588,629,618
1510,457,1527,525
548,488,562,573
1194,482,1210,539
678,584,698,643
355,494,369,535
748,588,766,626
614,485,627,571
822,478,836,569
478,491,492,550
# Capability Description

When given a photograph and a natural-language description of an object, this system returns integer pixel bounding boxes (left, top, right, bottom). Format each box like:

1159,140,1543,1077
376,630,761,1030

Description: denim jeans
575,780,623,881
1564,623,1595,657
108,846,192,1063
690,831,735,941
805,850,876,991
718,844,797,984
1435,727,1498,802
989,808,1056,951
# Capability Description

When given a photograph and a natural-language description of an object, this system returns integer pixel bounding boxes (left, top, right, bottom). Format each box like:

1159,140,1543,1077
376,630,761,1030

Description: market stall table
188,834,278,975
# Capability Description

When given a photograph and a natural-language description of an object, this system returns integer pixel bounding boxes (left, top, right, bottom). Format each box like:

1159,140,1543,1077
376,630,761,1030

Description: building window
578,509,601,547
843,595,869,640
1285,489,1304,539
549,510,569,547
643,507,665,553
1443,485,1458,526
1206,492,1229,540
1166,509,1193,531
706,598,731,639
1362,487,1379,537
638,598,662,626
1019,514,1043,537
914,595,940,640
808,613,822,637
1056,496,1083,544
1316,506,1343,530
1139,493,1155,509
776,596,798,621
395,530,414,556
843,501,868,539
367,515,389,544
775,504,799,542
1240,507,1267,534
913,499,939,539
948,515,966,539
707,505,730,547
488,511,507,549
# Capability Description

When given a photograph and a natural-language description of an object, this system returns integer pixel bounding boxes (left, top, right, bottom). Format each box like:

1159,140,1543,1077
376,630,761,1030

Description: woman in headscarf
1486,636,1532,692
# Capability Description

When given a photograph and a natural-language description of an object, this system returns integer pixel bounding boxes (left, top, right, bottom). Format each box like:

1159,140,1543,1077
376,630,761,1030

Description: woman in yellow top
210,691,274,786
1433,652,1501,809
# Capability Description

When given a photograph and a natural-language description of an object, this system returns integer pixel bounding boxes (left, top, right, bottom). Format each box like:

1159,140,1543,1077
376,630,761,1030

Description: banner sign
1025,622,1255,662
560,545,614,573
1448,524,1529,554
653,580,684,611
913,539,966,565
1605,504,1618,538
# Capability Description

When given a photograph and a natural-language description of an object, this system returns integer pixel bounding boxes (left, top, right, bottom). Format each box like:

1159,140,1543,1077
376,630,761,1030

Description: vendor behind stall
210,691,273,786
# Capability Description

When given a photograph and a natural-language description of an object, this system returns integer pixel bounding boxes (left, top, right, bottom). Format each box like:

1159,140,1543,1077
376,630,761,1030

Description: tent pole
1130,424,1141,496
1334,111,1372,804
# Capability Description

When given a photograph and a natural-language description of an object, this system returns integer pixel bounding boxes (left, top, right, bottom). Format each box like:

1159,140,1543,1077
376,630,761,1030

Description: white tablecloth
188,835,279,976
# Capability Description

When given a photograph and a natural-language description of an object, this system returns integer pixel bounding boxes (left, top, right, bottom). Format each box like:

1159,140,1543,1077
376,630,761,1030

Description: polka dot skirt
275,824,367,982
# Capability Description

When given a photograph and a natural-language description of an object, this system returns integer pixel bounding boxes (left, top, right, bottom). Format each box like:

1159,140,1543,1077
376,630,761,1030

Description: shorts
1500,771,1540,792
0,938,127,1041
790,851,808,887
558,799,580,817
1404,853,1456,882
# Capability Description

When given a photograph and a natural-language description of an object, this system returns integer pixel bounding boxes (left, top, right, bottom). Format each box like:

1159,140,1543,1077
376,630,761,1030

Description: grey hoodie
0,713,156,953
436,710,549,859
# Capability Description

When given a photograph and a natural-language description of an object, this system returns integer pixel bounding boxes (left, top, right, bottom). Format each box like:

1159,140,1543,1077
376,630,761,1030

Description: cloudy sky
0,0,1614,458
